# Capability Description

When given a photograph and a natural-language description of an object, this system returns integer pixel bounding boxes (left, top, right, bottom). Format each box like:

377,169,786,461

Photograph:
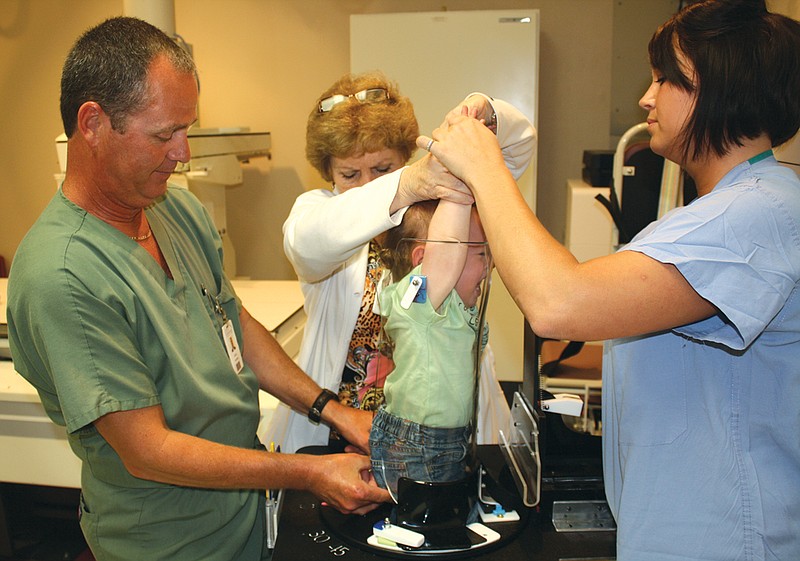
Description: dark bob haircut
648,0,800,161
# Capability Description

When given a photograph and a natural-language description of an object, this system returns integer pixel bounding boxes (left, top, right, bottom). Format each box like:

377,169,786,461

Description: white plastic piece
541,393,584,417
366,523,499,553
372,519,425,548
400,276,424,309
466,522,501,543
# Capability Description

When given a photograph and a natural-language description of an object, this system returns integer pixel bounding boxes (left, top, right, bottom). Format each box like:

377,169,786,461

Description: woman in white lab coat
271,71,536,454
422,1,800,559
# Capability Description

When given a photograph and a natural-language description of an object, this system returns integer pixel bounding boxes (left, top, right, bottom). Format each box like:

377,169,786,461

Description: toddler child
370,197,490,498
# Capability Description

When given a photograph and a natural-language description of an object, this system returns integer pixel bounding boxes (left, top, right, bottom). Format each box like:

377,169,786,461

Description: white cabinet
565,179,617,262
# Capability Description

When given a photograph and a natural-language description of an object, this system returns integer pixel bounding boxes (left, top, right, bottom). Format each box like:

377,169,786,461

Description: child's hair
381,199,439,280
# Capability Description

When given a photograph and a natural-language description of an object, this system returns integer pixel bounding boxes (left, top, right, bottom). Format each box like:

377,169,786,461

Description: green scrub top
8,187,266,560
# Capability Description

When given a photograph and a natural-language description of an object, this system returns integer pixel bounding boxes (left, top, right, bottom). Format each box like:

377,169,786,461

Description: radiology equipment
267,238,609,560
304,238,540,556
55,128,271,278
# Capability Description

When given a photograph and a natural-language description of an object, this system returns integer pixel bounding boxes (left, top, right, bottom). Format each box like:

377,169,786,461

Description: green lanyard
747,149,773,165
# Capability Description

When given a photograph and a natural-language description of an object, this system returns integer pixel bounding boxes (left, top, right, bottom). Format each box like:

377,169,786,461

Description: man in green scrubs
7,17,388,561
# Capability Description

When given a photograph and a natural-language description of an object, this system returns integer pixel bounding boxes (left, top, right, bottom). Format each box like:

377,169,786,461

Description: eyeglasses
318,88,390,113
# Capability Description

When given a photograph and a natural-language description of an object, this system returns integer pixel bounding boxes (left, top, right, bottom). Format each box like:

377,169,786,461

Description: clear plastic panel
498,391,541,507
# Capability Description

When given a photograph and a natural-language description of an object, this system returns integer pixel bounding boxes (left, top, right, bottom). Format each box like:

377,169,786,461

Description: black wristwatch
308,389,338,424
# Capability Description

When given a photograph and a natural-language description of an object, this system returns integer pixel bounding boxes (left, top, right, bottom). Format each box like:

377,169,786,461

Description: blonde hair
306,71,419,182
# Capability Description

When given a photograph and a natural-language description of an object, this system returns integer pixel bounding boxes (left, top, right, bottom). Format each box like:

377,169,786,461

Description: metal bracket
551,500,616,532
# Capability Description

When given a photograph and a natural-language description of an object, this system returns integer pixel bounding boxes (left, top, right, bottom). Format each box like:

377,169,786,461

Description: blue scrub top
603,155,800,561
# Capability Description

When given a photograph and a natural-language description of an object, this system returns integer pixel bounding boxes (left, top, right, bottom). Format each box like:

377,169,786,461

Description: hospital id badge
222,319,244,374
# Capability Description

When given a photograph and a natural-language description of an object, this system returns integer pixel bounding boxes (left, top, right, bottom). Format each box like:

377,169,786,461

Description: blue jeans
370,407,470,499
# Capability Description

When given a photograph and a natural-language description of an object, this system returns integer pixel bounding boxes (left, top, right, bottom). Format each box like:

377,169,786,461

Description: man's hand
325,403,373,455
307,452,391,515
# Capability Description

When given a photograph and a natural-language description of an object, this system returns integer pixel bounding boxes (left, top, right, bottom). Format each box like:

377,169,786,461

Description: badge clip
400,275,427,309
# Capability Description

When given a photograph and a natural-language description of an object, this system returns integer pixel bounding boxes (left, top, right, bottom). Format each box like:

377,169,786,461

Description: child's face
455,212,490,308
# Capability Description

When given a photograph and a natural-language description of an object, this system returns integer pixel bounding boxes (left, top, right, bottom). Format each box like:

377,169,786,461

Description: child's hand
442,94,497,133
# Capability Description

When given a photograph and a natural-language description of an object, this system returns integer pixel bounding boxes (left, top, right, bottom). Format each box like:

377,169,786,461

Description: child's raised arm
420,200,471,311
